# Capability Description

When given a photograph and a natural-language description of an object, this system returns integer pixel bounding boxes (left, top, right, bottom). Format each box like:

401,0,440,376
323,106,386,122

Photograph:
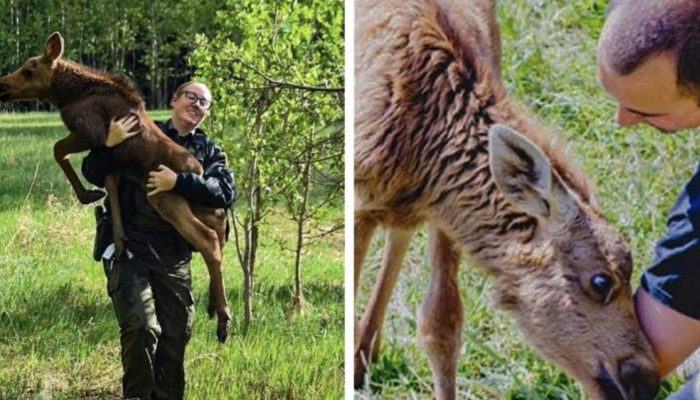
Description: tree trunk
291,136,312,315
242,153,260,326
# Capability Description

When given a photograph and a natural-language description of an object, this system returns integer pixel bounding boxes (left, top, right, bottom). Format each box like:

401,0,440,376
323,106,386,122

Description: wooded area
0,0,225,109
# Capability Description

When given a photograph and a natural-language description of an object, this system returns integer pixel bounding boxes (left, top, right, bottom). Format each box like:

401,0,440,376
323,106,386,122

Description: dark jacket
82,119,235,240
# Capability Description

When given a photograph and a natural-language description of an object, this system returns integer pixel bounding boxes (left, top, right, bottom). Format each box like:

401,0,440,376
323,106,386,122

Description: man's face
171,83,211,130
598,52,700,133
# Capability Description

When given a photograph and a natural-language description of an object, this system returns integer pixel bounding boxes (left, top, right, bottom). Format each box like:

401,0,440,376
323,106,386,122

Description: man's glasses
182,90,213,110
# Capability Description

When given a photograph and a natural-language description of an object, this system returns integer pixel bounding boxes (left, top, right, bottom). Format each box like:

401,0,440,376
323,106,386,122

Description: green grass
0,110,343,399
356,1,698,399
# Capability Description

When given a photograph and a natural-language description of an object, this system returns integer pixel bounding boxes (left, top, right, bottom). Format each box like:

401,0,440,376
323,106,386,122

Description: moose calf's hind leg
104,175,127,257
192,206,228,320
151,194,231,343
355,227,414,388
419,227,463,400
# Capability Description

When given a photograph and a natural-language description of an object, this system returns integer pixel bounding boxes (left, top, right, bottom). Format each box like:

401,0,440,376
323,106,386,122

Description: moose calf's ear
488,124,552,219
43,32,64,65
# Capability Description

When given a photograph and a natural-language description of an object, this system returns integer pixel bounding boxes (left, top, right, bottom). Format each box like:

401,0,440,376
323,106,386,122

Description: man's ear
43,32,64,65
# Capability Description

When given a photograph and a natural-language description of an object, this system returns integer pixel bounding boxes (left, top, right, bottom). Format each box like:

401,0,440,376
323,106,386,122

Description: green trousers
104,243,194,400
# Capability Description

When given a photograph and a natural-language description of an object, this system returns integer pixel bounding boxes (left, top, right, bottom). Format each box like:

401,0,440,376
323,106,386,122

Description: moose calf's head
0,32,63,103
487,125,659,400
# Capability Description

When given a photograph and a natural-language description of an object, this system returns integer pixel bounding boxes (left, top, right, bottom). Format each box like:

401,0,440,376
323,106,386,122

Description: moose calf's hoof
79,189,106,204
354,356,367,389
216,312,231,344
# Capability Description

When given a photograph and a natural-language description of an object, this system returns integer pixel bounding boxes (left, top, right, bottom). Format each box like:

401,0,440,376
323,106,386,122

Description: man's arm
173,142,236,209
636,167,700,378
636,288,700,378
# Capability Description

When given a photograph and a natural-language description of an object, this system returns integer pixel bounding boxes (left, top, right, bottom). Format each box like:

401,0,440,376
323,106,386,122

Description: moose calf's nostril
619,359,660,400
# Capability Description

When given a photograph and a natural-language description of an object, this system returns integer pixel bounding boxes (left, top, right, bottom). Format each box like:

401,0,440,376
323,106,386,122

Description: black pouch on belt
93,204,113,261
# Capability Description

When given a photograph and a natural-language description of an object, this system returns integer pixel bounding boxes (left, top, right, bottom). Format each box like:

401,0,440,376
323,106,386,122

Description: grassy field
356,1,699,399
0,111,344,399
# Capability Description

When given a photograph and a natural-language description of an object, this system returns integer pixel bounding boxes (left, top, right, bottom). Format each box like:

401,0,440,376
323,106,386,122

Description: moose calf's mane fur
52,59,144,108
355,4,591,234
356,1,595,254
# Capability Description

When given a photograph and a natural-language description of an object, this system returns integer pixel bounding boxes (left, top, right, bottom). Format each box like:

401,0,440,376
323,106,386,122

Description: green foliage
357,0,699,399
0,112,343,399
190,0,344,319
191,0,343,190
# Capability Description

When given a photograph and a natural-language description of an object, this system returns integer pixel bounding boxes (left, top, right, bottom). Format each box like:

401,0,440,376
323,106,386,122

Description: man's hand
106,114,140,148
147,164,178,196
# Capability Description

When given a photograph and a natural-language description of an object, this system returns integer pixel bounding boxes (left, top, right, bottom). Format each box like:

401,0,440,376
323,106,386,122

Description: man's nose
616,106,642,127
190,101,206,112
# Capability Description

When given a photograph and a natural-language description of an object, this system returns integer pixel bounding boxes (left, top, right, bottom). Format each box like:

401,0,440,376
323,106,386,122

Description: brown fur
0,32,231,342
355,1,659,399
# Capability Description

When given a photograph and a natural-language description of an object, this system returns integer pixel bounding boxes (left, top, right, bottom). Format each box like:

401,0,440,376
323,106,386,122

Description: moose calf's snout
619,358,660,400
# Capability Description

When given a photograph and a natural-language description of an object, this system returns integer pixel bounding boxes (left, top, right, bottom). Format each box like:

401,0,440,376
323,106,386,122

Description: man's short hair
173,81,211,99
600,0,700,101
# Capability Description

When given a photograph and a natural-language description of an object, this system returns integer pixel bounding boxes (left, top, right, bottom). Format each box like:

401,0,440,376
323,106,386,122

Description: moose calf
355,0,660,399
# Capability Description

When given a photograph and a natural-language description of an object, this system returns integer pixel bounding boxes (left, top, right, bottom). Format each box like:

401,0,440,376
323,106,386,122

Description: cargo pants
103,237,194,400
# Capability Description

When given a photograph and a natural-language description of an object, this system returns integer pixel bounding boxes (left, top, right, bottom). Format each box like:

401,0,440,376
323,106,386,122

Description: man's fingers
124,119,138,130
114,115,137,129
147,187,163,196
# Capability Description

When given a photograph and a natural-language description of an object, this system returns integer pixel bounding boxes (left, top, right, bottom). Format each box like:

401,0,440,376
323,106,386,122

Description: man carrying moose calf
82,81,235,399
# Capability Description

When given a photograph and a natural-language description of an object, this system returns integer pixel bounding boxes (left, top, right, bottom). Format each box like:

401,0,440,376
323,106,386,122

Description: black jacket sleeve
173,141,236,209
81,146,114,188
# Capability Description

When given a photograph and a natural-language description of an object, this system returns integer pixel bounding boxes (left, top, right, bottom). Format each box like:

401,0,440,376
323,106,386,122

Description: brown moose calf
355,0,660,399
0,32,231,342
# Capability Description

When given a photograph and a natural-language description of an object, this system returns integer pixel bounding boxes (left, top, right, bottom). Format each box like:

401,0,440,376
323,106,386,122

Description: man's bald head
598,0,700,101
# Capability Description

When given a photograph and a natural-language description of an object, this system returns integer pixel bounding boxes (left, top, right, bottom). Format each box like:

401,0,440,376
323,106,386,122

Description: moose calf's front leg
53,135,104,204
419,226,463,400
355,227,414,387
354,215,377,353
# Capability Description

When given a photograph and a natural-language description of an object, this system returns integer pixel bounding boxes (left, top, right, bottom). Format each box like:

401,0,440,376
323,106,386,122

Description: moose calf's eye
22,69,33,79
590,273,613,298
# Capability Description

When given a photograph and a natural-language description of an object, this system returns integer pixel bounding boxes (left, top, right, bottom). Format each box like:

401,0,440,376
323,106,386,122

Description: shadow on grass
360,346,425,395
204,281,343,337
0,282,116,353
261,281,343,304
